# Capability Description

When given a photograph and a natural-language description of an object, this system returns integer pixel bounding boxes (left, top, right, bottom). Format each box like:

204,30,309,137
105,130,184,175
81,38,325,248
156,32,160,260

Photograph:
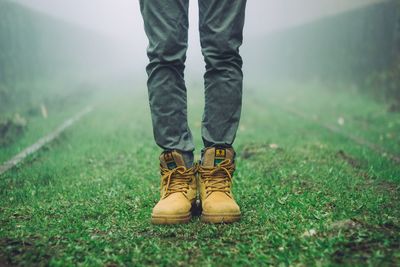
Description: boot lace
198,159,235,198
160,165,197,199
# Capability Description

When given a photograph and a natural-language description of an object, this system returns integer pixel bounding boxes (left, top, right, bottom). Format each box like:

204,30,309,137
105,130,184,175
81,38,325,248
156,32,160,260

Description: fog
1,2,400,262
15,0,383,41
13,0,384,78
1,0,397,115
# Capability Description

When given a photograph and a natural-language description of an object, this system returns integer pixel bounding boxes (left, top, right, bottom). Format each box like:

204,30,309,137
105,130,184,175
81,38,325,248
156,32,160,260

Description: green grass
0,80,96,162
0,83,399,266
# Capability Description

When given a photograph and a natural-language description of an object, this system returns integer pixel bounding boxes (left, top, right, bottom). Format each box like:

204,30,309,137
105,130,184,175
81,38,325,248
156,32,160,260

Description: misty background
0,0,399,144
2,2,400,264
9,0,390,76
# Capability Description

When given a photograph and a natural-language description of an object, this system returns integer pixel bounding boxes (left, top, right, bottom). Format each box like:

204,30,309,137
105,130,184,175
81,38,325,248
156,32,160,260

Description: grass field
0,82,399,266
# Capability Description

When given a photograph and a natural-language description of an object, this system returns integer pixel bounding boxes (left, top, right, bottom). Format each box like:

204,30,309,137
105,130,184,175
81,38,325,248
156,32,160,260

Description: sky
12,0,385,76
15,0,383,43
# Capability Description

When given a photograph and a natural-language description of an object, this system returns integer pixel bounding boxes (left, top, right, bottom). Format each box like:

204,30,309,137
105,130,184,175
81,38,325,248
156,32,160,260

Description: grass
0,82,399,266
0,80,95,163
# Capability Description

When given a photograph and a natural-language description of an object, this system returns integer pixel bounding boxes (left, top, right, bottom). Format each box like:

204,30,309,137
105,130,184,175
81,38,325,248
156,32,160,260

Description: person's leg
199,0,247,148
139,0,194,166
198,0,247,224
140,0,197,225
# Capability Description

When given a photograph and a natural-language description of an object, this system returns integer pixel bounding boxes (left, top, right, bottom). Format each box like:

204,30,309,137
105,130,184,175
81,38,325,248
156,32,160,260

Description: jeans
140,0,246,161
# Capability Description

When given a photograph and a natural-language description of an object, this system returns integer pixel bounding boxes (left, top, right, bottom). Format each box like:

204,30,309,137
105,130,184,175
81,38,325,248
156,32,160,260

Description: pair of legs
140,0,247,160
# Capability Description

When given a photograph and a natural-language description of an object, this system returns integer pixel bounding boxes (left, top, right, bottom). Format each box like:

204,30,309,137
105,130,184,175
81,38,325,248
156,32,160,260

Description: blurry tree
0,0,116,115
243,0,399,104
365,0,400,110
0,0,122,145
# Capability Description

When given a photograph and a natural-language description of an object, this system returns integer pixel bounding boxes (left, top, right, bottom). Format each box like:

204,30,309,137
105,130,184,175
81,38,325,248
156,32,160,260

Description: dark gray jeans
140,0,246,161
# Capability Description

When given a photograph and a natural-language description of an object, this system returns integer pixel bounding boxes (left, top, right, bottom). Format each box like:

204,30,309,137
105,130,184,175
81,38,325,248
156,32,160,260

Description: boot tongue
202,147,235,167
160,150,186,170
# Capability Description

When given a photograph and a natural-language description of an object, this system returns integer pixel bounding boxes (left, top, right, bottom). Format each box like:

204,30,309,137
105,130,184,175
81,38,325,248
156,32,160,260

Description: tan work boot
198,147,241,223
151,150,197,224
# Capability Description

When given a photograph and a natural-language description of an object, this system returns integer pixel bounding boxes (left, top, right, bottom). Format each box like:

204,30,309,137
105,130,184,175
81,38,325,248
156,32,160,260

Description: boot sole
201,213,241,224
151,213,192,225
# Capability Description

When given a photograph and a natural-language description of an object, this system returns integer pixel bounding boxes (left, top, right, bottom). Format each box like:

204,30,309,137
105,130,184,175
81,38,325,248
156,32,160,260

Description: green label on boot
164,152,177,169
214,148,226,165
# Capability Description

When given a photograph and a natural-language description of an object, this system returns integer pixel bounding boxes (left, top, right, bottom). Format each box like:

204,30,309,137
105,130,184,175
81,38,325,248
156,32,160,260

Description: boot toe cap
203,197,240,215
152,194,192,216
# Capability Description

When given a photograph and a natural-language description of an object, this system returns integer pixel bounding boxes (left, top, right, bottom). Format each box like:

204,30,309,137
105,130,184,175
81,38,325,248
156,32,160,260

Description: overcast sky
15,0,382,43
12,0,384,74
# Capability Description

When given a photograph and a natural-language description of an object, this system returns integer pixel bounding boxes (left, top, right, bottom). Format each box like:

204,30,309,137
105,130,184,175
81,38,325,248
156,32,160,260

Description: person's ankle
200,145,235,164
162,149,194,168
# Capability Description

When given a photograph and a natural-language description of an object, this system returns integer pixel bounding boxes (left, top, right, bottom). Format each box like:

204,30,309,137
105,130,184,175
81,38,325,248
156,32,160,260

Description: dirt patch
0,114,27,147
330,219,400,265
241,143,283,159
335,150,399,199
356,175,400,202
374,180,400,195
336,150,363,169
0,237,52,266
0,254,14,267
